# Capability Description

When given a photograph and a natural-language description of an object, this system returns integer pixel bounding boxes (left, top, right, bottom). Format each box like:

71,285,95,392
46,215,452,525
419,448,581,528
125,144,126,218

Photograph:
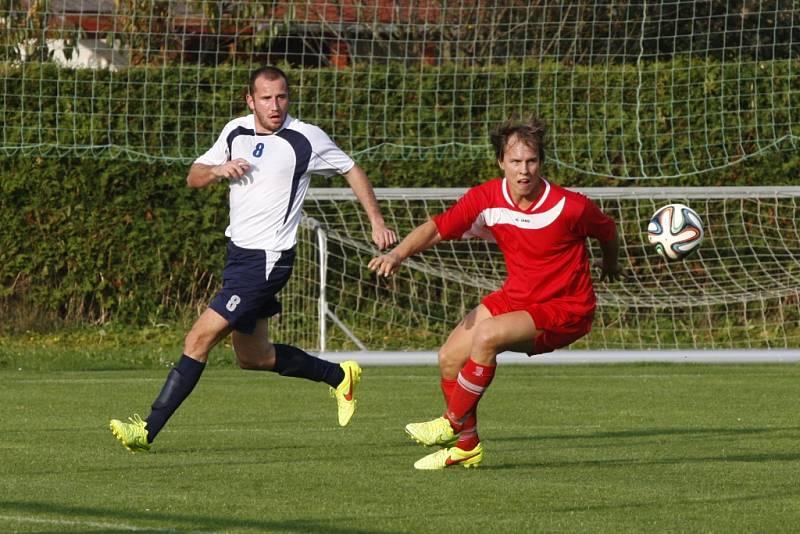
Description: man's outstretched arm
368,219,441,277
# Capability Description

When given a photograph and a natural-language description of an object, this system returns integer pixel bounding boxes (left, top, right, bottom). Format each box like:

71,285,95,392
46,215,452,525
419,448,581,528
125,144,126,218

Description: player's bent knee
183,330,214,360
471,323,498,352
184,313,230,357
437,344,455,364
437,348,461,376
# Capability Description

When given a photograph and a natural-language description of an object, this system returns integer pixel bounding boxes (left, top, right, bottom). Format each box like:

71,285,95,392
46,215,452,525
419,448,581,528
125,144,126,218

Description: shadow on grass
548,488,800,514
492,425,800,443
486,451,800,471
483,426,800,470
0,499,402,533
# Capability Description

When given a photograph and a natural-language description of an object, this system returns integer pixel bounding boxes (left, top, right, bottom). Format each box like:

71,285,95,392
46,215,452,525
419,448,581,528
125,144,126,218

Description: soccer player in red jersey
368,117,623,470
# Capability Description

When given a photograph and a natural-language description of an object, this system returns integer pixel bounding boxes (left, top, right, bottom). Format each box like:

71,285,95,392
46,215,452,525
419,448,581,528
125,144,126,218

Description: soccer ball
647,203,704,261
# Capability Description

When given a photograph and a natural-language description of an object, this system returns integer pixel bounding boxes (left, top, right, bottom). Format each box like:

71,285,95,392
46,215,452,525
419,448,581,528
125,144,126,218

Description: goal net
270,187,800,354
3,2,798,358
2,1,797,179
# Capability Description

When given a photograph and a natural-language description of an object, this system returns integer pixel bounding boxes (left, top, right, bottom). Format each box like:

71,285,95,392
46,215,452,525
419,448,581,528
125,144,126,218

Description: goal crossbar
308,186,800,201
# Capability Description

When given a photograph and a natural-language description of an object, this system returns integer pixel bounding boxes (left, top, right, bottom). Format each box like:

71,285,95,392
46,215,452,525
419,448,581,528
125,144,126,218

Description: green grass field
2,363,800,533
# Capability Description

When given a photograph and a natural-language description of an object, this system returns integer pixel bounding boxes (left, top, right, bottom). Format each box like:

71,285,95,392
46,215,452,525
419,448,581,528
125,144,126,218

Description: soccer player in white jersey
369,118,622,469
110,66,396,453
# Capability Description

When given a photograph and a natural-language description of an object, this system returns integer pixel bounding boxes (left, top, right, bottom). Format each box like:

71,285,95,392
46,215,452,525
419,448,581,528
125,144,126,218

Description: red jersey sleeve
573,195,616,242
432,185,486,241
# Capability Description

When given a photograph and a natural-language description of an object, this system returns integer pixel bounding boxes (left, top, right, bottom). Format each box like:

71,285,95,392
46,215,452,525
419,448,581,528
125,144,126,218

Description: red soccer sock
446,358,496,432
456,427,480,451
440,377,457,404
456,407,480,450
442,376,479,447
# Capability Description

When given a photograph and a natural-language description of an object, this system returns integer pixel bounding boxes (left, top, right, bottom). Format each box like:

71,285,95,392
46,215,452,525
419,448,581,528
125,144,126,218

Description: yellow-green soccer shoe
109,414,151,453
331,360,362,427
413,443,484,470
405,416,457,447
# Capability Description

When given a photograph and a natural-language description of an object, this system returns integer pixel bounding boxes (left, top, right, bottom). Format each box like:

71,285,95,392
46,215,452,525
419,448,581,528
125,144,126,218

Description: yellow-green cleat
330,360,362,426
414,443,484,470
405,416,458,447
109,414,151,453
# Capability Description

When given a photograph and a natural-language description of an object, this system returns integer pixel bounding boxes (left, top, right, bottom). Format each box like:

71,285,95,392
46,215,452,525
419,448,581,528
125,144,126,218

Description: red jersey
433,178,616,318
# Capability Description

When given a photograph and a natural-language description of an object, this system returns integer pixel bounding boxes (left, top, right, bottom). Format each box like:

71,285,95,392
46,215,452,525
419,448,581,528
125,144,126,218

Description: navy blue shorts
209,241,295,334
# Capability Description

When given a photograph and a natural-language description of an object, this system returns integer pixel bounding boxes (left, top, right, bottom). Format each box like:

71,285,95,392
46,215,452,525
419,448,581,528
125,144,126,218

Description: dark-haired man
111,66,396,452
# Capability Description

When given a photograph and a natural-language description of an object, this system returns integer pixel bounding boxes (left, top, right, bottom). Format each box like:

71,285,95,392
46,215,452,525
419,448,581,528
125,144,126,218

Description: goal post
268,186,800,362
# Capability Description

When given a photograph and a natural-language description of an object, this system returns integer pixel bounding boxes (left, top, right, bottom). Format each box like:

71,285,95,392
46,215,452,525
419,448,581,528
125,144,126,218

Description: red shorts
481,290,594,355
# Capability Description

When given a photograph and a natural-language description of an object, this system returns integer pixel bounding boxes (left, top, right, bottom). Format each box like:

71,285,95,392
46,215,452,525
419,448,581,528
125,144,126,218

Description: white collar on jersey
502,177,550,211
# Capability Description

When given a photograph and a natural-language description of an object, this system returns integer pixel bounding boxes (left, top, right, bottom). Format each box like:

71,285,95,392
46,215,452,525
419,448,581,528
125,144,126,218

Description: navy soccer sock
145,355,206,443
272,344,345,389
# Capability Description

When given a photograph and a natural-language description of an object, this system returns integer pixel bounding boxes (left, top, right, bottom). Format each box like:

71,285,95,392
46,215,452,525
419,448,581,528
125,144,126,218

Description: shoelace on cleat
129,414,146,427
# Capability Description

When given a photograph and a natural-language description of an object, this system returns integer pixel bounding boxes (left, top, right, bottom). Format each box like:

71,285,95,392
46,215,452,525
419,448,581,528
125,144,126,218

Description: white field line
0,513,173,532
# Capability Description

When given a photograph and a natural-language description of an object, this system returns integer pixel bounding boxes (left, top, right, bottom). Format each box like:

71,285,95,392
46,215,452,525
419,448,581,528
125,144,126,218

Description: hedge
2,59,798,177
1,60,798,327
